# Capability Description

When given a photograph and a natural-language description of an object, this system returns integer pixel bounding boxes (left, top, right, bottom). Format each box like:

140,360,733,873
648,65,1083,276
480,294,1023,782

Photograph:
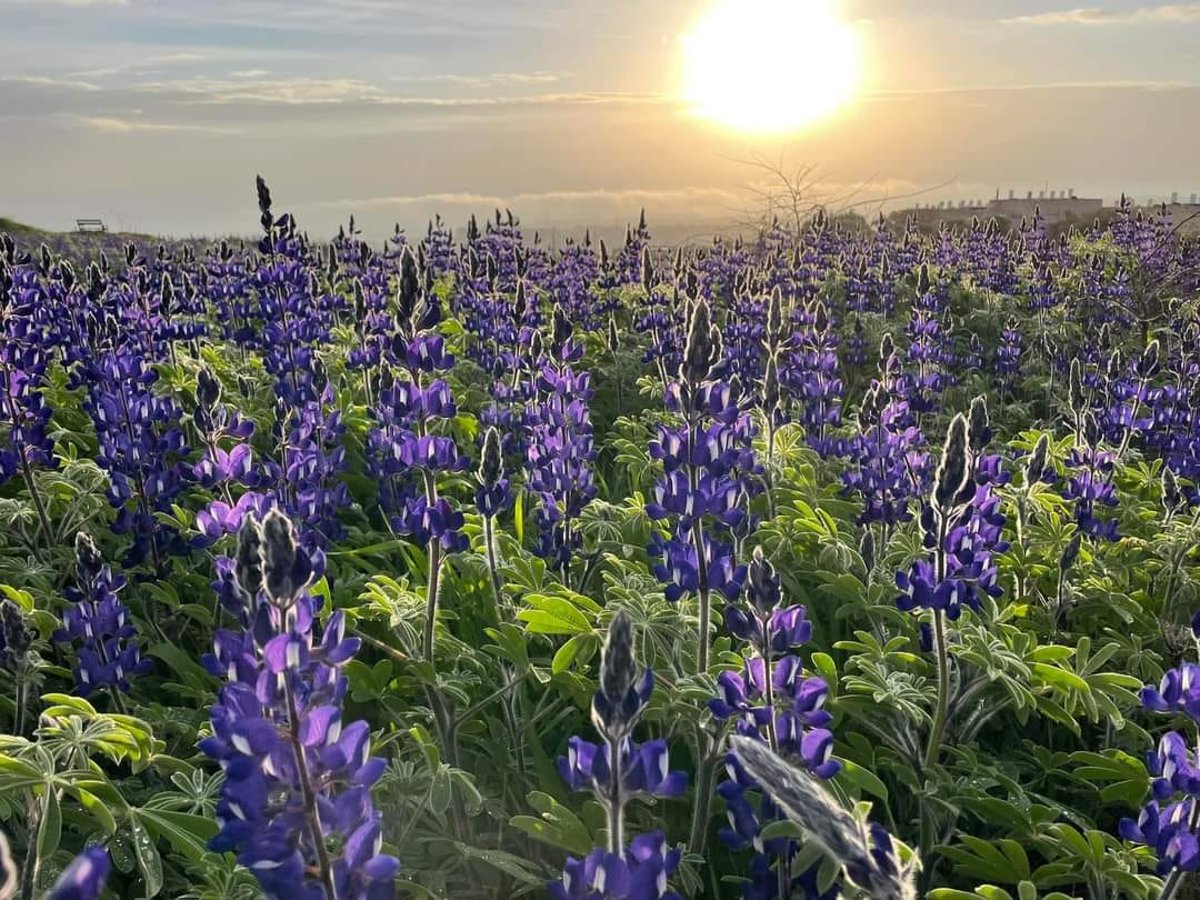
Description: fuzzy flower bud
933,414,970,511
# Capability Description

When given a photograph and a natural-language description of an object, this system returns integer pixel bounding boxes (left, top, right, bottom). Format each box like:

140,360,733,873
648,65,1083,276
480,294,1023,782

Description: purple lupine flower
201,511,399,899
525,309,597,581
54,533,151,697
47,846,110,900
549,832,682,900
713,546,840,896
548,612,686,900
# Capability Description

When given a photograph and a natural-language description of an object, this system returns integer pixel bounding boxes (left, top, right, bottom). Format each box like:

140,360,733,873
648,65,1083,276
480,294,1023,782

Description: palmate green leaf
510,791,596,856
131,813,164,898
136,808,218,862
452,844,544,888
36,787,62,860
940,835,1031,884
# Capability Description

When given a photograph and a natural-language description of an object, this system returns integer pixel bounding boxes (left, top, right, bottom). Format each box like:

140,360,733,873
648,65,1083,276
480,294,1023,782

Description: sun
681,0,861,134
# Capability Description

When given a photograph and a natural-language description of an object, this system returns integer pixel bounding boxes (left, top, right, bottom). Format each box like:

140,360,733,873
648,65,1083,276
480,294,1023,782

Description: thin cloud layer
1004,3,1200,25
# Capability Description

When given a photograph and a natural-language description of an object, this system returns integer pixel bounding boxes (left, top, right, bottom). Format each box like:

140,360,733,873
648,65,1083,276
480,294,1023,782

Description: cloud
870,79,1195,95
151,77,387,105
74,115,235,134
313,186,747,213
1003,3,1200,25
1,75,100,91
391,71,562,87
2,0,128,5
71,52,209,79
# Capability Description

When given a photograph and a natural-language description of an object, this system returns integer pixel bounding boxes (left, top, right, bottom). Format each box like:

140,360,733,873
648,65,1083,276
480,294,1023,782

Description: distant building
903,189,1103,227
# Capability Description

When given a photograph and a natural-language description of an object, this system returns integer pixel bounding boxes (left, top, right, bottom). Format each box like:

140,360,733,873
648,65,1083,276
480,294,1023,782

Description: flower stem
690,519,711,674
687,728,717,856
283,670,339,900
923,608,950,771
606,736,625,855
422,541,443,664
19,792,42,900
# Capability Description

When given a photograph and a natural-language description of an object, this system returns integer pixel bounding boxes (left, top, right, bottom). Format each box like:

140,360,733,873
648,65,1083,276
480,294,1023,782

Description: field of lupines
0,178,1198,900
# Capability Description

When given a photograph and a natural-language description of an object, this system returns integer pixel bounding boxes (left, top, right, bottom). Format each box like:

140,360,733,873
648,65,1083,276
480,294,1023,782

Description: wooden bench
76,218,107,233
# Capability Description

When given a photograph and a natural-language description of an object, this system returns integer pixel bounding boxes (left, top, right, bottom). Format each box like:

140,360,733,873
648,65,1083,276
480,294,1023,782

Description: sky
1,0,1199,240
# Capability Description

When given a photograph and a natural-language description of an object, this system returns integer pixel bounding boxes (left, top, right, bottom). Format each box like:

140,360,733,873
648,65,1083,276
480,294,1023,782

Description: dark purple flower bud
1026,434,1050,484
1191,610,1200,641
1138,339,1161,379
478,426,504,488
196,365,221,411
74,533,104,583
968,395,990,454
592,610,649,740
681,300,715,384
1060,532,1082,573
397,246,420,322
1105,348,1123,384
762,353,780,413
234,515,264,603
641,246,655,294
0,599,34,671
746,546,781,617
812,300,829,334
552,308,573,354
766,287,784,344
917,263,931,296
1164,468,1182,514
260,510,311,608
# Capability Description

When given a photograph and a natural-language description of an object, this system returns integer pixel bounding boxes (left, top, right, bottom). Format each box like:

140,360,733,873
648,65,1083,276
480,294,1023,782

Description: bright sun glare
682,0,861,134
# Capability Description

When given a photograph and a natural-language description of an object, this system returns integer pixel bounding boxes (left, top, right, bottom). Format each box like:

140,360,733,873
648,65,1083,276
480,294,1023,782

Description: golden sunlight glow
682,0,861,134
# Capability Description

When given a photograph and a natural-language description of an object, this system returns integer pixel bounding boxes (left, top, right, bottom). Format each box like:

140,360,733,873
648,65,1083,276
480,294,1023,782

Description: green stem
606,736,626,854
691,518,712,674
422,541,443,664
923,609,950,771
687,730,718,856
19,791,41,900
